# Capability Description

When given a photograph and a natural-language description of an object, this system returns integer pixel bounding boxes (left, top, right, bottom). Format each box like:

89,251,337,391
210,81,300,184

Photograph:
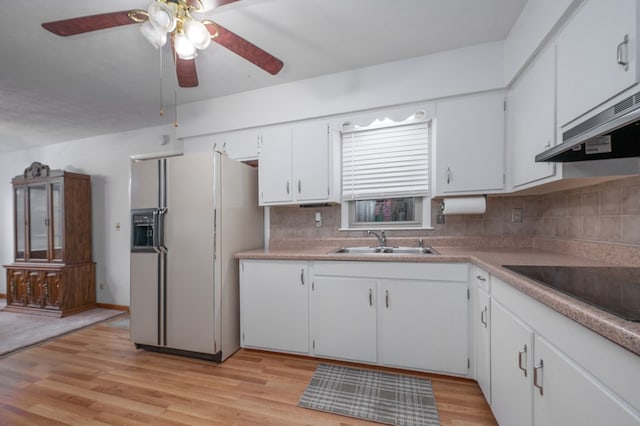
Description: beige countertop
236,244,640,356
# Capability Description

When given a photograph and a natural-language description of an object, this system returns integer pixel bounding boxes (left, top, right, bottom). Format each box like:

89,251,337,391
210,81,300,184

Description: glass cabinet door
51,182,63,261
28,184,48,260
14,186,25,260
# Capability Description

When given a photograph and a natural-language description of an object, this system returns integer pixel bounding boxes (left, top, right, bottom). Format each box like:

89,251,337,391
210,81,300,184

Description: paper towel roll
440,196,486,215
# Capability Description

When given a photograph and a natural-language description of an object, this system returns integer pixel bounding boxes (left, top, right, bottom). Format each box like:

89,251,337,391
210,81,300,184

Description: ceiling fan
41,0,284,88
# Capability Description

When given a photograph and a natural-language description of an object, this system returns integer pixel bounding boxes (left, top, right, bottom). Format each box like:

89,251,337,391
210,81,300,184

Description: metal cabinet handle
480,306,488,327
518,345,528,377
446,167,452,184
476,275,487,282
617,34,629,71
533,360,544,396
286,181,290,194
385,290,389,308
300,269,304,285
298,180,302,194
369,289,373,306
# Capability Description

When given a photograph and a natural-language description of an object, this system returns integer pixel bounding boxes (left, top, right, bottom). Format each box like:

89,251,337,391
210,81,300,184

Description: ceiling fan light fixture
140,21,168,48
174,32,198,60
184,19,211,50
148,1,176,33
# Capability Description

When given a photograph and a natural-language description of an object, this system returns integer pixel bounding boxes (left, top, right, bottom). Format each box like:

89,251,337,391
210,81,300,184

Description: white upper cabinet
211,129,259,161
434,91,505,196
258,121,337,206
556,0,639,127
507,44,557,189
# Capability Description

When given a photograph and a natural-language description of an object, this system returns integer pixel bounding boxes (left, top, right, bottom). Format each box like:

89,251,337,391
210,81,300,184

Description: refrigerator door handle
158,208,168,252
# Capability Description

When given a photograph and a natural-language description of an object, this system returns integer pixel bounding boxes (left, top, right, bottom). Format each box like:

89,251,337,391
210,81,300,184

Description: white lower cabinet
240,259,470,375
491,299,535,426
475,285,491,403
239,260,309,354
311,261,469,375
310,276,377,363
490,277,640,426
533,335,640,426
378,278,468,374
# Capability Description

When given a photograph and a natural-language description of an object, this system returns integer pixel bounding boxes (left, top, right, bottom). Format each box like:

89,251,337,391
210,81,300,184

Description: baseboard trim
97,303,129,312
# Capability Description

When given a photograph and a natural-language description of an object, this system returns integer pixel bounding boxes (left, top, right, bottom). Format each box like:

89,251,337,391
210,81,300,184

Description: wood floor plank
0,317,497,425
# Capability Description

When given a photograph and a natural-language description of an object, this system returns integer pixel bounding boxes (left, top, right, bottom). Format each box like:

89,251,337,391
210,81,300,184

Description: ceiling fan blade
42,10,146,37
204,21,283,75
176,58,199,88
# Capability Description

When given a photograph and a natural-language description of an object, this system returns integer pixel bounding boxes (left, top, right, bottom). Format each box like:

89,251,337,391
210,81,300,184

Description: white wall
0,125,182,306
177,41,506,140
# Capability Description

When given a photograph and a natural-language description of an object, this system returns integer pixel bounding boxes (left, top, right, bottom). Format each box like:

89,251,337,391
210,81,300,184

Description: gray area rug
0,300,126,358
299,364,440,426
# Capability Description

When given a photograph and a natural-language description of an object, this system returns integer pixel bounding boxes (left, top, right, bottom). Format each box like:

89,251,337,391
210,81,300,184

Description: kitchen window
340,112,432,229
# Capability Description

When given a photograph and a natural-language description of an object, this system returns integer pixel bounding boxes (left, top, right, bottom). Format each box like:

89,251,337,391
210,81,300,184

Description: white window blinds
342,121,430,201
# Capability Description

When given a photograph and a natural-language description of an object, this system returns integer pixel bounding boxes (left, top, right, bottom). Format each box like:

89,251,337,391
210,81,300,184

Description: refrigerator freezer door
164,154,216,355
130,247,162,346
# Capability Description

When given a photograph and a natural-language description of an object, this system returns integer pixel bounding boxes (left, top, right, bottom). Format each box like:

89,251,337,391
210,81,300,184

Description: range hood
536,91,640,162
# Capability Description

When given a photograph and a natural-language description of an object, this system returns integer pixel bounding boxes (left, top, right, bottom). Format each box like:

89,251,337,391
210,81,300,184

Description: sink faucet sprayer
368,230,387,247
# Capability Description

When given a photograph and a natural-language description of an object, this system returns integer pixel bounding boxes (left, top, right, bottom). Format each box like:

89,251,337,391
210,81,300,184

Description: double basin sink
329,246,439,255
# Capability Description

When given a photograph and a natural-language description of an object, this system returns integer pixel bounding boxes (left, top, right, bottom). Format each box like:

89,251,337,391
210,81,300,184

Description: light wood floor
0,317,498,425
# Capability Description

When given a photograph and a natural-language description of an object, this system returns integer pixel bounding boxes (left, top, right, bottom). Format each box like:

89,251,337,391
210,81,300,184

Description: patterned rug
0,300,126,358
298,364,440,426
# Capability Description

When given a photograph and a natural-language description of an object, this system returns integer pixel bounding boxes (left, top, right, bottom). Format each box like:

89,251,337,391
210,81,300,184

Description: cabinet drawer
313,261,469,282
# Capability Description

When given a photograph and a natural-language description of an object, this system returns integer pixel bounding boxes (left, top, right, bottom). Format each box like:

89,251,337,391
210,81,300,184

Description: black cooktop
502,265,640,322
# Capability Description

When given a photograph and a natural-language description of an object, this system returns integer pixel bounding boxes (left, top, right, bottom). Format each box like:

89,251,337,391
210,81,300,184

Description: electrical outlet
436,214,446,225
512,208,523,223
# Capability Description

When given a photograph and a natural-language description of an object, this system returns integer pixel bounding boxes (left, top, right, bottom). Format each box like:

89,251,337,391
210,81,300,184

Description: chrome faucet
368,230,387,247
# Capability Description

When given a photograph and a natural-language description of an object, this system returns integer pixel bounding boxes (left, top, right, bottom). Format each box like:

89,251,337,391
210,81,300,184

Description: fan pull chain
159,47,164,116
173,91,178,127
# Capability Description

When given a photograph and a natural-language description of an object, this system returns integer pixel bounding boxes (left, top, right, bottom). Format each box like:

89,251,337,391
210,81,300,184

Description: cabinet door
556,0,638,127
491,300,534,426
240,260,309,354
508,45,557,189
27,184,49,260
476,287,491,403
379,279,468,374
14,186,25,260
258,126,293,205
533,335,640,426
292,121,330,202
50,181,63,261
213,130,259,161
435,91,505,195
310,276,377,363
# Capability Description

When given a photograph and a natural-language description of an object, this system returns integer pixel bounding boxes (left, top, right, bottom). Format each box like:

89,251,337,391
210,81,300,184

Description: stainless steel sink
330,246,438,255
331,246,384,254
388,246,439,254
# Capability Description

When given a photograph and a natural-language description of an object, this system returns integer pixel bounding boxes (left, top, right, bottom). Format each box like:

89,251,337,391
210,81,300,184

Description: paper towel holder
439,194,488,214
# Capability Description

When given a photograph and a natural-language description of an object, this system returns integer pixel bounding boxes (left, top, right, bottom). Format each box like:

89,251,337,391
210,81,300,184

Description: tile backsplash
269,175,640,247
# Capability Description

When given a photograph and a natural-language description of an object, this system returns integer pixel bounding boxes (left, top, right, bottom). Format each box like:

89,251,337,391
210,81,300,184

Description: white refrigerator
129,151,263,361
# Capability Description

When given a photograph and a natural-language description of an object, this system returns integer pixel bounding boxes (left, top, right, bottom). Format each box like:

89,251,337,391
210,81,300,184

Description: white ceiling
0,0,526,153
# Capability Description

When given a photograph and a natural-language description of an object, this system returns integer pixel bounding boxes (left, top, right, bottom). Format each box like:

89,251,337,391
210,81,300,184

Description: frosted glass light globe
174,32,198,60
184,19,211,50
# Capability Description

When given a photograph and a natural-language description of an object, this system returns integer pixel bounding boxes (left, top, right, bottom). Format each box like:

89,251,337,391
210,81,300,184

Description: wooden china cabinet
3,162,96,317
